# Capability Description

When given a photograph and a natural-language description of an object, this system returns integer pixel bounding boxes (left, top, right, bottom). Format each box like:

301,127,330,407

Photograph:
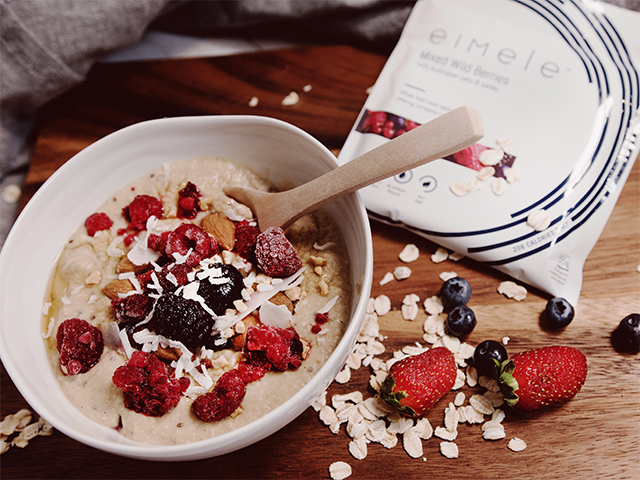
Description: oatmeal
42,156,352,445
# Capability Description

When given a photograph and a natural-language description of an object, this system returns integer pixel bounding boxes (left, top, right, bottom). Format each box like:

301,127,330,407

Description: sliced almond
201,213,235,251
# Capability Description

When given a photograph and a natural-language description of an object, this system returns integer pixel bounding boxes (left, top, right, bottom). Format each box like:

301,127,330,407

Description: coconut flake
318,295,339,314
259,301,293,328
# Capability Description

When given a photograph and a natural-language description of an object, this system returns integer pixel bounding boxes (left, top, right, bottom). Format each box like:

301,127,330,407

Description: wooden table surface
1,45,639,479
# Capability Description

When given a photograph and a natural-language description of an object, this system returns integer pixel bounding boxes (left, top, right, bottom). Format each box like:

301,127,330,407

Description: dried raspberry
56,318,104,375
177,182,201,219
123,233,137,247
243,324,303,371
112,351,189,417
122,195,163,231
191,370,246,422
147,232,170,253
111,294,153,324
233,220,260,262
166,223,217,267
236,361,268,383
137,262,192,294
311,324,322,334
315,312,329,325
84,213,113,237
452,143,488,171
254,227,302,278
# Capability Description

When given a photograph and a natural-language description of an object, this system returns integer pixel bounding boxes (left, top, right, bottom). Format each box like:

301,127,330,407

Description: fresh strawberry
452,143,488,171
496,346,587,411
380,346,457,417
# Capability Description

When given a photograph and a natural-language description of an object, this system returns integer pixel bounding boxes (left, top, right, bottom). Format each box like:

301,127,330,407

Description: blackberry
197,263,244,315
151,294,222,351
446,305,477,337
439,277,472,310
543,297,575,329
473,340,508,378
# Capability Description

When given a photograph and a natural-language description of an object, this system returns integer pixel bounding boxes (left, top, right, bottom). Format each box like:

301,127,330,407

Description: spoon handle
277,105,484,227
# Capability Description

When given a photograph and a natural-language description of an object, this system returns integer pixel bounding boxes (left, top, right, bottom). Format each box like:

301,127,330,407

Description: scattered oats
439,271,457,282
470,394,495,415
448,251,464,262
346,352,364,370
303,84,313,92
85,270,101,285
403,430,423,458
413,418,433,440
1,438,9,454
454,392,466,407
492,409,506,423
434,426,457,441
311,392,327,411
334,365,351,384
453,369,466,390
504,167,521,183
379,272,394,286
281,91,300,106
333,392,363,406
423,333,438,344
366,298,375,314
491,177,508,196
485,378,501,393
502,336,510,345
457,342,475,361
329,421,341,434
380,431,399,449
508,437,528,452
319,405,339,426
484,390,504,408
483,427,506,441
442,334,460,354
329,461,352,480
348,436,368,460
423,296,444,315
387,415,414,435
450,181,473,197
365,85,374,94
462,405,485,424
496,136,513,148
440,442,459,459
398,244,420,263
348,419,368,439
479,148,504,166
0,409,32,435
248,96,259,107
401,303,420,321
457,407,468,423
527,208,551,231
402,345,426,356
2,184,21,203
394,266,412,280
444,402,459,431
336,403,358,423
477,166,495,181
498,280,527,301
431,247,450,263
374,295,391,316
481,420,504,432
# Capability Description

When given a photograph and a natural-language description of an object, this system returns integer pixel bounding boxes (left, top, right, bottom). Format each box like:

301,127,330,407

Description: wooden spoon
225,105,484,231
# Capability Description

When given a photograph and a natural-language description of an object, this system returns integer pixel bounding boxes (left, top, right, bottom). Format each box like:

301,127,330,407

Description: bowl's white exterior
0,115,373,461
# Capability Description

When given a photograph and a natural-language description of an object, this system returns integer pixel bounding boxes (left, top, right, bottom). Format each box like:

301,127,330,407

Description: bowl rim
0,114,374,461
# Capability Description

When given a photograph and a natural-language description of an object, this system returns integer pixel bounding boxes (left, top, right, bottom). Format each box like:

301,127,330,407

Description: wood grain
2,45,639,479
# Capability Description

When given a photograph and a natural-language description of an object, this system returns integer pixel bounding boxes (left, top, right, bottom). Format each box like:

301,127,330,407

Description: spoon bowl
225,106,484,230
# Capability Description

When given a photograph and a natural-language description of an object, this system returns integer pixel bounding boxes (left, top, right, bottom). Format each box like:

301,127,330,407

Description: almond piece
101,279,135,299
201,213,235,250
269,291,294,313
116,255,149,274
231,313,260,350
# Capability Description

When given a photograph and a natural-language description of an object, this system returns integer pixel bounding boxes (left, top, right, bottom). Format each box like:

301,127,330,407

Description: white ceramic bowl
0,115,373,461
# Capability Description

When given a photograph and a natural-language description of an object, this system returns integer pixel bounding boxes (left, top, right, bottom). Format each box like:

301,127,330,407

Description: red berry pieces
254,227,302,277
110,294,153,324
84,212,113,237
452,143,488,171
112,351,189,417
177,182,201,219
122,195,164,231
243,324,304,371
191,369,247,422
233,220,260,262
165,223,217,267
311,312,329,334
56,318,104,375
147,232,170,253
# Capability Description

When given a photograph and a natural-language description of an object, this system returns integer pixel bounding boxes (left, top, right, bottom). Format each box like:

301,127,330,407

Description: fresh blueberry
473,340,508,378
543,297,575,329
446,305,476,337
439,277,472,310
611,313,640,354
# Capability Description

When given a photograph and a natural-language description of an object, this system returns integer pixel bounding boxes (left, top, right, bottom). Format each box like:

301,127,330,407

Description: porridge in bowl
42,156,352,445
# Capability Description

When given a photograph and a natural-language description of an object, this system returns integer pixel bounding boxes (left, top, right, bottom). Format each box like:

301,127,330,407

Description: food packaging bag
338,0,640,305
